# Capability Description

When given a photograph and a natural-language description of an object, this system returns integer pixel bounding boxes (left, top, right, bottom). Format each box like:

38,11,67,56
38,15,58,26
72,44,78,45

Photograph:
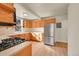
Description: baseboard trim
55,41,68,44
54,41,68,48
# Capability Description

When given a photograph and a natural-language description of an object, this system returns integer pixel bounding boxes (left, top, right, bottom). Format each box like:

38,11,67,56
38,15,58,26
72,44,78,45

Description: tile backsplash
0,27,44,40
0,35,10,40
0,27,15,40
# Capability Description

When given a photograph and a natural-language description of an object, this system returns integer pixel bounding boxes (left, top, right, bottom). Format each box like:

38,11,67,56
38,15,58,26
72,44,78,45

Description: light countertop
0,41,31,56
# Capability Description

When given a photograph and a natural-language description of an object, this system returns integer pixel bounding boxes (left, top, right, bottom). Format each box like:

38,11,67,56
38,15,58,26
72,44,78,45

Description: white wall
14,3,27,18
24,28,44,33
55,15,68,43
14,3,39,19
68,4,79,56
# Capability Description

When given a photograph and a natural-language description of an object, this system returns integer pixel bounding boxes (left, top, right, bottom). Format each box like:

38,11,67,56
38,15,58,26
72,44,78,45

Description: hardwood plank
54,42,68,48
32,41,67,56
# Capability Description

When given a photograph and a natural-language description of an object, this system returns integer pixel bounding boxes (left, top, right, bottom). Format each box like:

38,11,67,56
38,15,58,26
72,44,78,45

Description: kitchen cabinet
14,34,25,39
14,33,32,41
32,20,44,28
32,20,37,28
0,3,15,12
36,20,42,28
24,18,56,28
15,34,25,39
23,19,32,28
44,18,56,24
3,3,14,6
39,20,44,27
0,3,15,23
32,18,56,28
15,43,32,56
0,13,14,23
24,33,32,40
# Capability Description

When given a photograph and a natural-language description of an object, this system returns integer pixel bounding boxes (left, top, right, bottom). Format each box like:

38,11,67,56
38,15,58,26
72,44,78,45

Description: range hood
0,22,16,26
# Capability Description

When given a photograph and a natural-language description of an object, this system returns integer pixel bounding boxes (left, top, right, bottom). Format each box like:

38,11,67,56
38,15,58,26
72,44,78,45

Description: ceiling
21,3,69,18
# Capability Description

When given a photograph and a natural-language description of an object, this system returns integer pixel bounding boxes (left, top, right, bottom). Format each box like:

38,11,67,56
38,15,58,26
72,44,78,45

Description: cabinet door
24,33,32,40
23,20,28,28
39,20,44,27
29,21,32,28
0,10,14,23
0,3,15,12
23,20,26,28
15,44,32,56
14,33,32,41
3,3,14,6
20,34,25,39
0,3,15,23
32,20,37,28
32,20,42,28
14,34,25,39
44,19,56,24
37,20,40,28
24,20,32,28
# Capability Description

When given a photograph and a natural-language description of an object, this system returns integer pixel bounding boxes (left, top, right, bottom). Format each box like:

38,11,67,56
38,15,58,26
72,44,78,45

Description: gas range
0,37,26,52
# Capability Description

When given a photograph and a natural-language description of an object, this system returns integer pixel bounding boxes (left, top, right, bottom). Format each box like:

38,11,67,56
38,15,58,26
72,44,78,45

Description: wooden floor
32,41,68,56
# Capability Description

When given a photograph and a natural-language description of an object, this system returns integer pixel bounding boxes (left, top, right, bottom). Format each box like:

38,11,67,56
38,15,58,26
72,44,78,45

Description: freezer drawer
44,32,54,36
44,37,54,45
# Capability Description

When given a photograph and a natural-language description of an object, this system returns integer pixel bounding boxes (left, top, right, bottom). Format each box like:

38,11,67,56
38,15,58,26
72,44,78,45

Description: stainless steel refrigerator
44,24,55,45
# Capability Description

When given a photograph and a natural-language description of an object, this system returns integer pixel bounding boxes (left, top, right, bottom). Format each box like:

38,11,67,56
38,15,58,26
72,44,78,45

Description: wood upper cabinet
0,12,14,23
0,3,15,23
23,18,56,28
44,18,56,24
36,20,42,27
15,44,32,56
32,20,44,28
32,18,56,28
23,19,32,28
39,20,44,27
32,20,37,28
4,3,14,6
0,3,15,12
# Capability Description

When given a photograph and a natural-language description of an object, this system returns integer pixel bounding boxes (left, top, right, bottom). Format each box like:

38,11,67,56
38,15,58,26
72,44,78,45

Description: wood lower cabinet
15,44,32,56
15,34,25,39
24,33,32,40
14,33,32,41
